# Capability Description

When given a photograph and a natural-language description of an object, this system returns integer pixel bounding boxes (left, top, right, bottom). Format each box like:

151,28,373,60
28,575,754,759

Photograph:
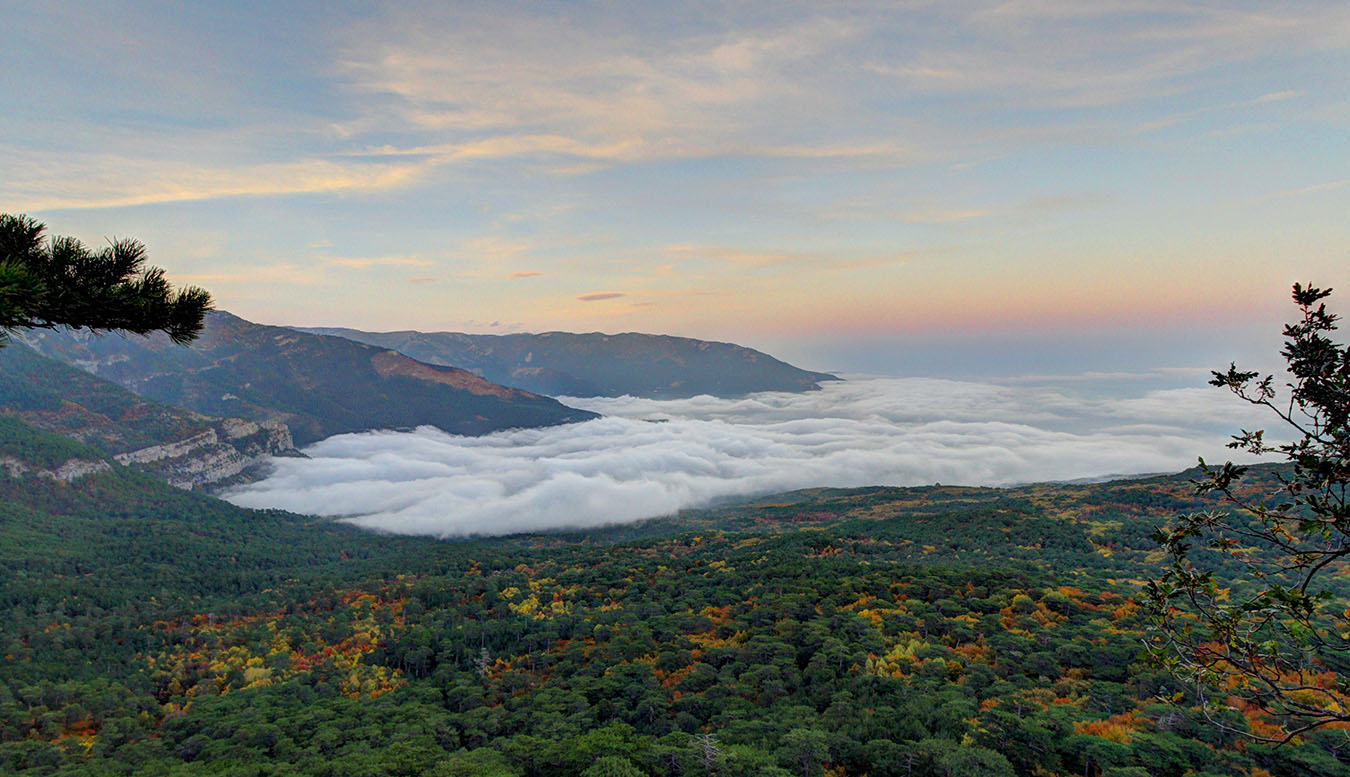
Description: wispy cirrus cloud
813,190,1109,229
331,1,1350,177
176,264,325,287
1248,89,1304,105
1,149,429,212
1267,179,1350,199
325,254,434,268
878,3,1347,109
661,243,915,271
7,2,1344,215
463,236,533,262
899,209,990,225
336,12,859,160
4,1,1345,346
577,292,625,302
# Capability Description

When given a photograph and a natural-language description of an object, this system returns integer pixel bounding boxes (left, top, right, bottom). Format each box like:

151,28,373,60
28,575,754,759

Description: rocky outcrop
0,420,294,492
0,455,111,482
1,342,301,492
114,418,297,491
115,430,219,465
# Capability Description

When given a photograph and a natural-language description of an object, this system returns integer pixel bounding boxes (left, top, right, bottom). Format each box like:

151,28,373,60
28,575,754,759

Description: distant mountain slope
0,343,295,489
297,327,840,398
17,312,597,446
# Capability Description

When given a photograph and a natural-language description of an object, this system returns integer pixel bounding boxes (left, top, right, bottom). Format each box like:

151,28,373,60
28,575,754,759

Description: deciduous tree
1147,283,1350,742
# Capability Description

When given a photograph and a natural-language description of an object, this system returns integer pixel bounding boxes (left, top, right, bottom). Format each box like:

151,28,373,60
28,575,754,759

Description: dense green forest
2,419,1348,776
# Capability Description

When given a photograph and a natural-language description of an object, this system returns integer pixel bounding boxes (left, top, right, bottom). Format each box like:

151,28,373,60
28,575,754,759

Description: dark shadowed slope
299,326,840,398
17,311,596,446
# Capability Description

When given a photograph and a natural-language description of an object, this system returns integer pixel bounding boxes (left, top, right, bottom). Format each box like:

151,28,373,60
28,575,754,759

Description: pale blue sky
2,1,1347,374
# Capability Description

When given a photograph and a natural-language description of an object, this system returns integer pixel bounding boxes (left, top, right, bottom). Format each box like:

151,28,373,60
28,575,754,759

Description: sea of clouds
223,375,1274,537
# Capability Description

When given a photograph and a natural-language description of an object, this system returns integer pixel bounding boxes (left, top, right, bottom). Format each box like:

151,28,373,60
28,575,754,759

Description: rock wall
0,417,294,491
114,419,297,491
115,430,219,465
0,456,111,482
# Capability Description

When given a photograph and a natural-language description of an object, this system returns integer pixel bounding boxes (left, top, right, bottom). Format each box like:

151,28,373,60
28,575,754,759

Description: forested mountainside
16,312,596,446
0,344,294,490
1,420,1343,777
299,327,839,398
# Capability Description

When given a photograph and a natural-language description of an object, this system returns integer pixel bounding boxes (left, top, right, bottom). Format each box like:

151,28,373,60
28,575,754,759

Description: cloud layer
223,376,1272,537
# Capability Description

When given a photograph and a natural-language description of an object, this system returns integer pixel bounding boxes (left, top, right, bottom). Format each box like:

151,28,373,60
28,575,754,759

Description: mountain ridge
16,311,597,446
298,325,840,398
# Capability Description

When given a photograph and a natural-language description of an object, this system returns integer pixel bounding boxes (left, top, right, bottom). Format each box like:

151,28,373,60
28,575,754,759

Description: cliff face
0,419,293,492
112,418,297,490
0,343,299,491
0,454,111,482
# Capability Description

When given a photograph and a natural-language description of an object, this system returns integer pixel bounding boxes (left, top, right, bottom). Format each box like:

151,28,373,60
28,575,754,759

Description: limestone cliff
1,342,299,491
0,455,112,482
113,418,298,491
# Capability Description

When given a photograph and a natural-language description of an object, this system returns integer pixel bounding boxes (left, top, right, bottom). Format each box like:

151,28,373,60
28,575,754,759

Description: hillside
16,312,597,446
2,450,1344,776
0,343,295,489
300,327,840,398
0,417,412,597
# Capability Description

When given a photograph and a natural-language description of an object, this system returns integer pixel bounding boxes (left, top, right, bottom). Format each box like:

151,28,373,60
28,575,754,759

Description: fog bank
224,376,1270,537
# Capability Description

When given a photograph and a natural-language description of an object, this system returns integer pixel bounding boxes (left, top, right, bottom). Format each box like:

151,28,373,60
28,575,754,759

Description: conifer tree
0,213,212,345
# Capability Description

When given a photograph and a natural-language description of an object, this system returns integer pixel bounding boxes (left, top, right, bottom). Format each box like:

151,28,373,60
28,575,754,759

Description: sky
224,374,1274,536
3,1,1348,375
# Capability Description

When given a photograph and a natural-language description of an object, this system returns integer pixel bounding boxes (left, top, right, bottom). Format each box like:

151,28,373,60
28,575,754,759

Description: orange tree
1147,283,1350,742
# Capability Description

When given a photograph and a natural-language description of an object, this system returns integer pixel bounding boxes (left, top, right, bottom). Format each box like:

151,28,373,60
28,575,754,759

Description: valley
5,5,1348,774
0,414,1342,775
1,297,1343,777
2,304,1342,776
